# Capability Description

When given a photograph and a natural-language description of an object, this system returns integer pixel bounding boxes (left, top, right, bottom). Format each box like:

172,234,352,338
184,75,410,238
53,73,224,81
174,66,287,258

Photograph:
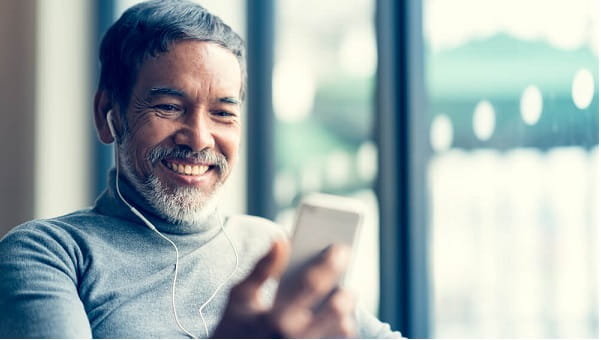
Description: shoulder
1,208,97,247
0,217,83,293
223,214,287,262
2,217,75,252
0,213,94,338
355,305,403,339
225,214,286,238
0,208,102,270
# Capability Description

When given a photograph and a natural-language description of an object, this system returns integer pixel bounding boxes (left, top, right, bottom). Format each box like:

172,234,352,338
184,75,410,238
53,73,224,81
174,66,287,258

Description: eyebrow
219,97,241,105
147,87,240,105
147,87,186,98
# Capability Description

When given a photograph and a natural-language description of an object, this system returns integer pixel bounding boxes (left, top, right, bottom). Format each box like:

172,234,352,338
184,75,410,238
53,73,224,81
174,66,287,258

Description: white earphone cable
198,210,239,337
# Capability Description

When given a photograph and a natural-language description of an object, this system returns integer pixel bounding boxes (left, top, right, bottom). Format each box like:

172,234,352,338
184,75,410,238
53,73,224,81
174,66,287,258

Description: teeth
165,161,210,176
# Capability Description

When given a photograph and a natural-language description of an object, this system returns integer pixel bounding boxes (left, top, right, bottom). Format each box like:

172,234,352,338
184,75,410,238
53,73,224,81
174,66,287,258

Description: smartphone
281,193,365,286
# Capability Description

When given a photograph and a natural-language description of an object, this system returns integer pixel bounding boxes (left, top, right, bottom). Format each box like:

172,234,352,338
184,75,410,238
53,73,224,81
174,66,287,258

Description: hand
211,239,356,338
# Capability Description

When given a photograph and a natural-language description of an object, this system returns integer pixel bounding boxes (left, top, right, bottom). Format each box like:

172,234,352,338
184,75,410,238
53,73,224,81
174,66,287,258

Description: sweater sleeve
0,223,92,338
355,305,404,339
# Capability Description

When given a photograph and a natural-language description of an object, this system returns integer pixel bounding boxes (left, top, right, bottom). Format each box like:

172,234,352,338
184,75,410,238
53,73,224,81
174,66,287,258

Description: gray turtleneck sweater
0,170,400,338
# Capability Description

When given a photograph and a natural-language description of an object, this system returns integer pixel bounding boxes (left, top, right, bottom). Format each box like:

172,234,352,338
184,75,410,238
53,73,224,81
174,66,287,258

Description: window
272,0,380,314
424,0,598,337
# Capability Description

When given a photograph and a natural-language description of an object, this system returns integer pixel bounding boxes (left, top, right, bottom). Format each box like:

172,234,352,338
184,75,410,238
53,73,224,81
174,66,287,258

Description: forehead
133,40,242,96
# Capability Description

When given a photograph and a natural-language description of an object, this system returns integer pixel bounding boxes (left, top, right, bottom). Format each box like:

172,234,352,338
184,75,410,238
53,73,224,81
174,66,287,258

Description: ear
94,89,120,144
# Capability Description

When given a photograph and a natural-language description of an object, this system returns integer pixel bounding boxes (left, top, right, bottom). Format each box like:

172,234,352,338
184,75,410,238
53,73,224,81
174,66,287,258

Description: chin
120,149,223,226
141,174,223,225
154,176,223,224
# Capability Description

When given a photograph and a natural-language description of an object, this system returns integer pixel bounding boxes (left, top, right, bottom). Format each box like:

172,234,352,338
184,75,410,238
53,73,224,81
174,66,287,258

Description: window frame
245,0,276,219
376,0,431,337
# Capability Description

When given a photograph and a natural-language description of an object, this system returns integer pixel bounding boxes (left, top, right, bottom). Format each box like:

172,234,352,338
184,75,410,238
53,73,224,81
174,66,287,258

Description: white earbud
106,109,118,141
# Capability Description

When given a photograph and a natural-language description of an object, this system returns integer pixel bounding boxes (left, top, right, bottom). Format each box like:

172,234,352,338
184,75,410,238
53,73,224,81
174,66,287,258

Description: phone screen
285,203,362,279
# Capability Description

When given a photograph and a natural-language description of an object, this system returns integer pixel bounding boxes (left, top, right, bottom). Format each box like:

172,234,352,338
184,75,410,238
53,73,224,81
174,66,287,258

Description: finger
277,244,350,310
231,239,290,304
304,288,357,338
267,305,312,338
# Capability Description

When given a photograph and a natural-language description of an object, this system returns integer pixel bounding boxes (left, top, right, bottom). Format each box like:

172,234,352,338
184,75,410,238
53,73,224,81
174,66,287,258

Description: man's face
117,40,242,224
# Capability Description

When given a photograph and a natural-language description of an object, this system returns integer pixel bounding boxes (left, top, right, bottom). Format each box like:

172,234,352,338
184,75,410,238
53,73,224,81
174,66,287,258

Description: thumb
231,238,290,303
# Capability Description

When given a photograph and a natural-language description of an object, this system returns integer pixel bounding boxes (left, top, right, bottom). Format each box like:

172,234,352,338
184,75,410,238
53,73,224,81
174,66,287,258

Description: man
0,0,400,338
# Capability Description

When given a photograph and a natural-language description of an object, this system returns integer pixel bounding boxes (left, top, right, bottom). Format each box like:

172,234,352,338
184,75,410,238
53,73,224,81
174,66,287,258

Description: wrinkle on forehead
133,41,242,104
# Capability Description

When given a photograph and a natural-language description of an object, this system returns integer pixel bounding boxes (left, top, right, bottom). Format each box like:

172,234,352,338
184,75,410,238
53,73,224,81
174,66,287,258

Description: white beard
135,174,222,225
118,142,225,226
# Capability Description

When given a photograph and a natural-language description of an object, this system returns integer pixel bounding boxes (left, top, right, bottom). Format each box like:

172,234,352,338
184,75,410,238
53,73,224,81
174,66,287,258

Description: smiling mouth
162,160,213,176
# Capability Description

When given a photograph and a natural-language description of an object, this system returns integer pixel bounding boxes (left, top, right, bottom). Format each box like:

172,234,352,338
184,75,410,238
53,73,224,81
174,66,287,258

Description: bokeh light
273,59,316,122
356,141,378,182
473,100,496,141
520,85,543,125
338,25,377,77
430,114,454,152
571,68,595,109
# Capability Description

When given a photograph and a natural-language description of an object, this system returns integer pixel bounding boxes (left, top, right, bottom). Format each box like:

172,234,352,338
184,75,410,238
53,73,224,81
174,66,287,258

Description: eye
154,104,181,112
213,111,235,117
211,110,239,124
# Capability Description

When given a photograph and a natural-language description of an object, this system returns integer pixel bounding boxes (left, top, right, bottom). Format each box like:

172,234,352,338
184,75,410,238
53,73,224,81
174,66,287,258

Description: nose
173,109,215,152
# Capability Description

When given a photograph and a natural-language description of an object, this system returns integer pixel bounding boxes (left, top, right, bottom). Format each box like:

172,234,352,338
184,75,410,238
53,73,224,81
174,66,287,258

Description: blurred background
0,0,597,337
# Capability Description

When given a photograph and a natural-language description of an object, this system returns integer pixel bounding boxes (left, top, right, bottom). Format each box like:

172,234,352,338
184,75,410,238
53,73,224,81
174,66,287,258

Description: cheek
132,118,176,143
221,127,241,161
127,121,177,168
124,136,154,175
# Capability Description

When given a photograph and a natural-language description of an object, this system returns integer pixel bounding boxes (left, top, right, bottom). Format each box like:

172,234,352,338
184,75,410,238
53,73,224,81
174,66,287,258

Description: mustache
146,145,228,174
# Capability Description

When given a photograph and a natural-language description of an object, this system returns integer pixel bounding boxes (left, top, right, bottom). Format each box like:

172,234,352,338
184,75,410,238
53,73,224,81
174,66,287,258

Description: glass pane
424,0,598,337
273,0,380,315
